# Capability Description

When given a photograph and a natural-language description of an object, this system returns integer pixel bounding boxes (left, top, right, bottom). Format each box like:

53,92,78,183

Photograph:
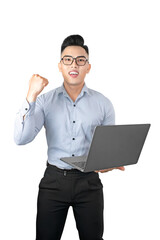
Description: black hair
61,34,89,55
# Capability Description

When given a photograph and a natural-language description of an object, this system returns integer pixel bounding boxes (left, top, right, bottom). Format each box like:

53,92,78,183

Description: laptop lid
83,124,150,172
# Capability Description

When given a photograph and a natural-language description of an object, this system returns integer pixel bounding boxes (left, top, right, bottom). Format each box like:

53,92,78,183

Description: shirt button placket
71,103,76,157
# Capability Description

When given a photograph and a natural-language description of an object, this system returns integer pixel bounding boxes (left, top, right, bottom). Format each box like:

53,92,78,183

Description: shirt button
72,138,75,140
73,104,76,107
72,154,75,156
73,121,75,123
25,108,28,111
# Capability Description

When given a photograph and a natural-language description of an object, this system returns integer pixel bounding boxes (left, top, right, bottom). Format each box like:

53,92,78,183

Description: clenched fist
27,74,49,102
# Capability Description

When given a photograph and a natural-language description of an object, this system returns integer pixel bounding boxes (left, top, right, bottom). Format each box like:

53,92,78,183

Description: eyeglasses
61,55,89,66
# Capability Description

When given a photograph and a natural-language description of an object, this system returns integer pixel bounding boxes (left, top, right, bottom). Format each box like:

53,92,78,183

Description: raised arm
14,74,49,145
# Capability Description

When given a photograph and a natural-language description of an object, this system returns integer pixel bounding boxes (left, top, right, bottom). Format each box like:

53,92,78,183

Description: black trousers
36,164,104,240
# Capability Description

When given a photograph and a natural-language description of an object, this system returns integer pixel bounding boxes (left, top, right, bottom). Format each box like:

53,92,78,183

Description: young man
14,35,124,240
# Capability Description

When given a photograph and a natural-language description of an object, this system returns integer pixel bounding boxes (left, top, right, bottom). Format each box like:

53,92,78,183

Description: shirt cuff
19,99,36,117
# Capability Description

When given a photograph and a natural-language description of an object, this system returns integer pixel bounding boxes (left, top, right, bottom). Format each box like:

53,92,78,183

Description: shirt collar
56,82,90,97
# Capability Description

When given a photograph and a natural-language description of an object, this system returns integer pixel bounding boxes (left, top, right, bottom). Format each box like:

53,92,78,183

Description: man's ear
86,63,91,74
58,62,62,72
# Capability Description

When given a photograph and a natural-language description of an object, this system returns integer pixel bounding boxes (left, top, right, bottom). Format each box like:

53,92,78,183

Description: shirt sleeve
101,98,115,125
14,96,45,145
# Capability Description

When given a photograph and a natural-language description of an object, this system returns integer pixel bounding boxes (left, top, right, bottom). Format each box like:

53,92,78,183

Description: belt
47,162,83,175
47,162,94,176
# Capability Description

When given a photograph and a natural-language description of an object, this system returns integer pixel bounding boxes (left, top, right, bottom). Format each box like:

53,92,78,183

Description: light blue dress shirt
14,83,115,169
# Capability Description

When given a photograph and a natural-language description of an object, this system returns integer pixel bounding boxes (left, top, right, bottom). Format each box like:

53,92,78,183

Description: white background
0,0,160,239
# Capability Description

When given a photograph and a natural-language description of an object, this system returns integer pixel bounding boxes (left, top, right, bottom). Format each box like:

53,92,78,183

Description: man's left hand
95,166,125,173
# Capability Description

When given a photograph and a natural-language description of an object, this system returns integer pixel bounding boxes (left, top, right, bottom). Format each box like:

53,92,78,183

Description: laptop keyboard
72,161,86,169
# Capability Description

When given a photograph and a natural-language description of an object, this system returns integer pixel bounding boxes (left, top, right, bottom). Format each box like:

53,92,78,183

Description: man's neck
63,81,85,102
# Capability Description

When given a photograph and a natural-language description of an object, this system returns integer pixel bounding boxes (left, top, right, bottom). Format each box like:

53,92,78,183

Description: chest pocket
76,117,102,137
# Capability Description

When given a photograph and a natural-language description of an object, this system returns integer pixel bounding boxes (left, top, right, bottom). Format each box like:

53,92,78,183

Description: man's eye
65,58,72,61
78,58,85,62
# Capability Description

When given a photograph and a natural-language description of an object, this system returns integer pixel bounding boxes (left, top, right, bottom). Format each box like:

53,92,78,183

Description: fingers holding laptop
95,166,125,173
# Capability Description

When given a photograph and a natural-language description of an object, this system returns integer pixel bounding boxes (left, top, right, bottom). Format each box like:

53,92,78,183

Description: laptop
60,124,151,172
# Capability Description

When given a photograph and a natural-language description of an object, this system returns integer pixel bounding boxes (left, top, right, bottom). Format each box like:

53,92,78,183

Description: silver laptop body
60,124,150,172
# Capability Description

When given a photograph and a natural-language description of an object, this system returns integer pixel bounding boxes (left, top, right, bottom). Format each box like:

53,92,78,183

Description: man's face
58,46,91,86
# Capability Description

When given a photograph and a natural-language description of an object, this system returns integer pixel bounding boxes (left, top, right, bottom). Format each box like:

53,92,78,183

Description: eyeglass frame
61,55,89,66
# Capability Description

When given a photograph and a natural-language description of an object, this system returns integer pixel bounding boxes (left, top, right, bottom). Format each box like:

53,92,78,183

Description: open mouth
69,71,79,78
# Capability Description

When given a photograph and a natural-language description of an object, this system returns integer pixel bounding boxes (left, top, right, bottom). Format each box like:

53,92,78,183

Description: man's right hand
26,74,49,102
